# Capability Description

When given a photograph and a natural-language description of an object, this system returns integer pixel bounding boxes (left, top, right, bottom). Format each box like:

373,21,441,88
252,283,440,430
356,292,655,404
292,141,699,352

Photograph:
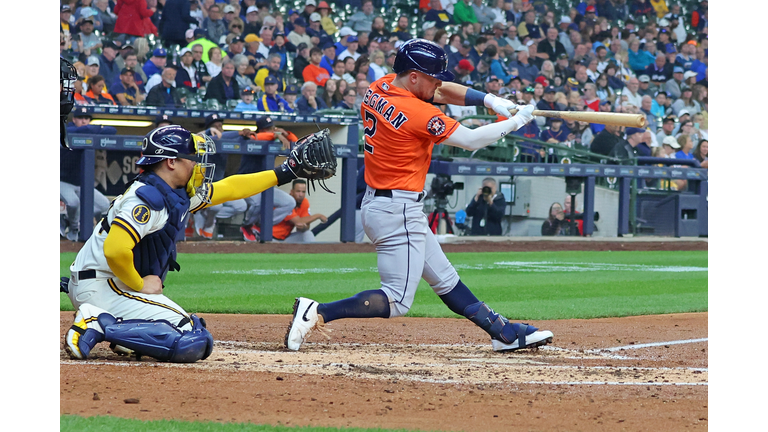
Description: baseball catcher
63,126,336,362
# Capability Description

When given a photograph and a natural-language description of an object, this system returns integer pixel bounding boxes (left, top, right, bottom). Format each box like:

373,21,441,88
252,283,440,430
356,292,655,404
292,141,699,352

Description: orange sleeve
254,132,276,140
286,131,299,142
400,102,460,146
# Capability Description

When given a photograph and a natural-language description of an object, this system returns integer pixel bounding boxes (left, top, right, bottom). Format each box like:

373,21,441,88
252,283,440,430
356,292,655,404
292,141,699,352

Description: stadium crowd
60,0,708,164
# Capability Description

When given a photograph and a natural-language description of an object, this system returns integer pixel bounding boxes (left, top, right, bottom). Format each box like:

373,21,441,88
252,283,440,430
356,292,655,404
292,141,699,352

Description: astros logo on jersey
132,205,150,225
426,116,446,136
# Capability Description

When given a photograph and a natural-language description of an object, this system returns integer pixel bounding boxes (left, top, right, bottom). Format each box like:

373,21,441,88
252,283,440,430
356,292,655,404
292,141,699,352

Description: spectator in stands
293,42,311,81
142,47,167,82
465,178,505,236
95,41,120,88
620,76,642,109
348,0,376,33
112,0,154,41
270,180,327,243
655,115,676,145
160,0,196,47
145,66,185,107
287,18,312,50
353,55,371,82
232,55,256,92
74,18,102,61
226,35,246,58
336,88,357,110
671,87,701,117
243,34,266,66
202,3,227,44
206,46,224,77
645,52,672,90
109,68,144,106
368,50,388,82
227,16,245,39
269,31,295,70
665,66,686,100
242,6,261,37
73,78,89,105
693,139,708,168
205,59,239,105
510,46,539,86
187,44,211,85
319,79,338,109
540,117,569,143
338,36,362,62
84,75,117,105
594,73,616,104
175,48,201,93
253,53,285,92
452,59,475,85
424,0,455,29
473,0,498,29
354,80,370,111
302,47,331,86
283,84,300,111
316,41,336,77
538,27,567,62
518,9,544,41
306,13,328,47
541,202,565,236
299,0,317,24
315,1,337,36
369,16,390,43
60,106,116,241
234,86,258,111
674,133,695,160
609,126,645,162
393,15,413,41
454,0,479,29
257,76,294,113
590,123,623,156
650,90,669,119
296,81,327,114
332,59,355,85
84,58,101,88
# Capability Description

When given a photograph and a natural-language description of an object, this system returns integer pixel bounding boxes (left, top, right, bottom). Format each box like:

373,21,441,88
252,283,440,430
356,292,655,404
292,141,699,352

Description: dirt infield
60,239,708,431
60,312,708,431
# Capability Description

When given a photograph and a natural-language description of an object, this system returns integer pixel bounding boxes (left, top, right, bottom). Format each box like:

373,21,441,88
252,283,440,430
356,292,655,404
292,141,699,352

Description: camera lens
482,186,491,195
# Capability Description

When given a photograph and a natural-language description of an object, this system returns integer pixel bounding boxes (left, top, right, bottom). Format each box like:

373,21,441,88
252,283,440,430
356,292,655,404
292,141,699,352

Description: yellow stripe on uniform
112,217,141,243
108,279,188,319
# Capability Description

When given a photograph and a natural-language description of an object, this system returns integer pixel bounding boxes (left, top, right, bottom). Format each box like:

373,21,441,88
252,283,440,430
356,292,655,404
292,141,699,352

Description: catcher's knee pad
102,314,213,363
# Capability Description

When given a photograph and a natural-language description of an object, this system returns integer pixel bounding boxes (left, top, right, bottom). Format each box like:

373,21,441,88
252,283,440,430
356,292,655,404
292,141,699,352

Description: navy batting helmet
393,38,454,82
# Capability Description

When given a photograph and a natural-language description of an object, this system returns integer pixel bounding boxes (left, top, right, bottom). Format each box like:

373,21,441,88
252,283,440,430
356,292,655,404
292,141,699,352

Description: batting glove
485,95,518,118
509,103,536,130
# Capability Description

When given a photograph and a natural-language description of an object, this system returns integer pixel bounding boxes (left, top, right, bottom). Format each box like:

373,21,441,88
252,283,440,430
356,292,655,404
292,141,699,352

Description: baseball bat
520,110,647,128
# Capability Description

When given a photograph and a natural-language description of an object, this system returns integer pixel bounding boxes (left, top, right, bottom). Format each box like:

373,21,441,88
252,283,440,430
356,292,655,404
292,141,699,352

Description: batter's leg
420,229,554,351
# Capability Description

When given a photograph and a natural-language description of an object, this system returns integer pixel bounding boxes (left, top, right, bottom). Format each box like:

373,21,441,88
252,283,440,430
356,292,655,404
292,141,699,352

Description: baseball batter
286,39,554,352
63,125,336,362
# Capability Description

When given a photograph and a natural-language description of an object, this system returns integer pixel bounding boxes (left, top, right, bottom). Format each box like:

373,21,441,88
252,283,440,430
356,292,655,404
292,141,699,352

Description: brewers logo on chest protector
362,74,459,192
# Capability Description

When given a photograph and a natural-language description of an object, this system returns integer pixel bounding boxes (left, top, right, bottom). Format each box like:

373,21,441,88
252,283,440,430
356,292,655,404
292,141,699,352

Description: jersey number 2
363,110,377,154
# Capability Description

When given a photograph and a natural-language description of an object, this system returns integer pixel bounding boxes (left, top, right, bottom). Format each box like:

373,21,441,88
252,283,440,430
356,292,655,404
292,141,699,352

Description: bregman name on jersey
363,88,409,130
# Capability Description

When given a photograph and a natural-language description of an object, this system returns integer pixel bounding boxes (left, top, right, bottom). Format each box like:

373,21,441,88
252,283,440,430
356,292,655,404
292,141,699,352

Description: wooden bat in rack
509,109,647,128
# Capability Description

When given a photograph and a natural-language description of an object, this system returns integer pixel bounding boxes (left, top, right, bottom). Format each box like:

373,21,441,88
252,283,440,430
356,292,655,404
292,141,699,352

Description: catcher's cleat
285,297,327,351
492,327,554,352
65,305,107,359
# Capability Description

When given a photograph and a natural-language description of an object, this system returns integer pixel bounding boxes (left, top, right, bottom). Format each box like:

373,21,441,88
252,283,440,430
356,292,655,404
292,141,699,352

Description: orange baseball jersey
362,74,459,192
272,198,310,240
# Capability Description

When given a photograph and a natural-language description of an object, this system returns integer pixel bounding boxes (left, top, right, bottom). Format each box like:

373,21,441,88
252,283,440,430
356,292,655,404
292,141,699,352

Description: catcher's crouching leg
101,314,213,363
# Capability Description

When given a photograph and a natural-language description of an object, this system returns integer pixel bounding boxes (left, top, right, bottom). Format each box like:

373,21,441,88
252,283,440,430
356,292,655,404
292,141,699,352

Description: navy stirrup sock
317,289,391,323
440,280,537,341
439,280,480,316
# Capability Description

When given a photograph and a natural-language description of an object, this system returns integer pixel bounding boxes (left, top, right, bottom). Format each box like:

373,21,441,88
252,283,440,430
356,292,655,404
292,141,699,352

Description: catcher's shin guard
101,314,213,363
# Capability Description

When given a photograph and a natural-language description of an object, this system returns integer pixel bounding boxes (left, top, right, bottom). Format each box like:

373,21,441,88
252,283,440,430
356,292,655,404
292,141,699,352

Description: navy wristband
465,88,488,107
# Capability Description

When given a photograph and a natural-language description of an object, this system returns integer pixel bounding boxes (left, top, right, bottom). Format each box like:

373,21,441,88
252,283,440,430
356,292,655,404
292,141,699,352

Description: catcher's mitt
282,128,337,193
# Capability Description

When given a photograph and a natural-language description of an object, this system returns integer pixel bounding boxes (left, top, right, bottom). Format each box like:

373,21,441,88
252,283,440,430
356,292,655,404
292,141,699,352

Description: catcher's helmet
393,38,454,82
60,56,77,149
137,125,215,166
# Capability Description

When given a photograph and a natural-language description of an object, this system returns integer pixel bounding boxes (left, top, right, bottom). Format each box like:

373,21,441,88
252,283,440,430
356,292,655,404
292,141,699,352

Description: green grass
60,251,707,320
60,415,416,432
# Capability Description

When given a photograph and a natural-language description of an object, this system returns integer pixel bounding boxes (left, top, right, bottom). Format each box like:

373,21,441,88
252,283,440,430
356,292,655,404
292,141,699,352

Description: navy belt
374,189,425,201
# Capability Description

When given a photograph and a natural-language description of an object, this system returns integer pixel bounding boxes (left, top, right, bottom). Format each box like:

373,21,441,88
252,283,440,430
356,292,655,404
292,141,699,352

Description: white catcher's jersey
70,180,206,292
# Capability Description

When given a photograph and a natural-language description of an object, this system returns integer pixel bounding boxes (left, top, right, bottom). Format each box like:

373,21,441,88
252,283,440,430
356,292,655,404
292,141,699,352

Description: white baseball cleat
492,329,554,352
284,297,322,351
